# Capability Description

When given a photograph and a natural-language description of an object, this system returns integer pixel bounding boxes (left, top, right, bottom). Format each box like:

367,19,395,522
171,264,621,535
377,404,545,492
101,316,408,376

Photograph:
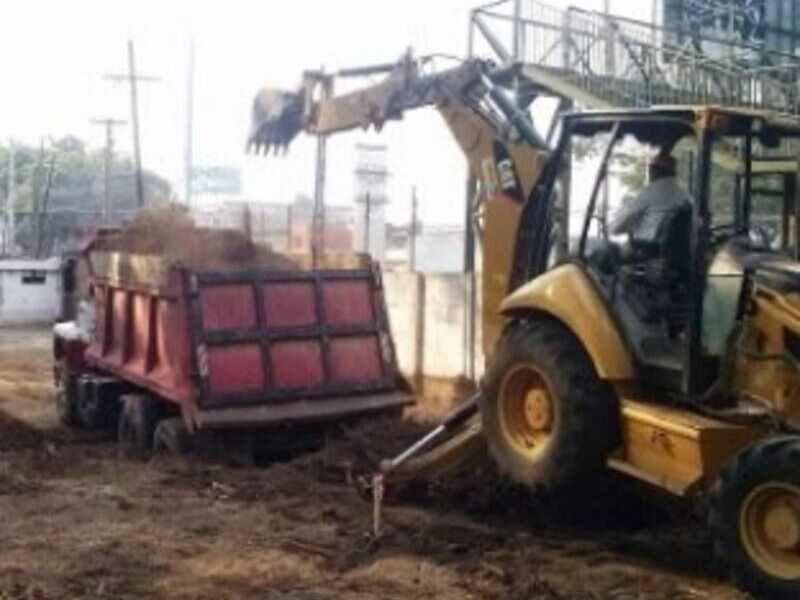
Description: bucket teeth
248,87,305,155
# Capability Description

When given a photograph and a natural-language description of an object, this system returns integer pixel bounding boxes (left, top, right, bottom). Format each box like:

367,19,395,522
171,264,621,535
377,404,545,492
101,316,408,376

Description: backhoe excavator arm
248,52,552,353
248,54,545,155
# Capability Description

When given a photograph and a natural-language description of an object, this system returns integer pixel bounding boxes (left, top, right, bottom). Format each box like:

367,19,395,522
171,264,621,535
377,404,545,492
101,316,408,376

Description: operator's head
648,152,677,181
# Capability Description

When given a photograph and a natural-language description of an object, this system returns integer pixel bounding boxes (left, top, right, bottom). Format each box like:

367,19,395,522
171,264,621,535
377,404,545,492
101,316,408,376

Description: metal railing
469,0,800,115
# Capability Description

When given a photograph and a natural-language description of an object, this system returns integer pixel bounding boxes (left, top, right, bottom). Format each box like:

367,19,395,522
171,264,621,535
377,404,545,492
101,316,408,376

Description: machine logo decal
493,141,523,203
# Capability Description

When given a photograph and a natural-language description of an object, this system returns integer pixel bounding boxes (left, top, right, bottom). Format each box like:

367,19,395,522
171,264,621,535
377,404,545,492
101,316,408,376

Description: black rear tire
117,394,159,458
153,417,190,455
709,436,800,599
480,317,619,491
54,362,79,427
76,378,123,431
75,378,103,430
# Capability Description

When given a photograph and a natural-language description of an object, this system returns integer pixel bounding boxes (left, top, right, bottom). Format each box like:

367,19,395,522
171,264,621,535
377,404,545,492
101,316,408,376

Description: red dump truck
53,247,411,453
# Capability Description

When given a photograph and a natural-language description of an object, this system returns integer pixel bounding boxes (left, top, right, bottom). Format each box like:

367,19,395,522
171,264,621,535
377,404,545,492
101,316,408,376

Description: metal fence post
513,0,522,61
562,8,571,70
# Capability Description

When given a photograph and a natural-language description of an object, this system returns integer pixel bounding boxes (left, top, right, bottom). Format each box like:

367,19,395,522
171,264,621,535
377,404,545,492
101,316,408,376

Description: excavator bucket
247,87,306,154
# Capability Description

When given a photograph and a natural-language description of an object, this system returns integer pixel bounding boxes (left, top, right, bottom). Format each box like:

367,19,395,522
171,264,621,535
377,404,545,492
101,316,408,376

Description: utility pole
5,140,15,257
30,140,46,253
185,37,195,207
104,40,159,209
363,193,371,253
90,118,127,225
409,186,418,271
311,73,332,267
286,204,293,252
36,153,56,259
312,133,327,264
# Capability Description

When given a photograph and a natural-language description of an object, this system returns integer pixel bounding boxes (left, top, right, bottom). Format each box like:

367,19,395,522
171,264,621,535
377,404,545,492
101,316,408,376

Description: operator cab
544,107,800,399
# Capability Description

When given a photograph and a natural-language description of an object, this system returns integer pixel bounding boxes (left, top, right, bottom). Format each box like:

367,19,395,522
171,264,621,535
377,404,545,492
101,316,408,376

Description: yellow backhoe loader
249,52,800,598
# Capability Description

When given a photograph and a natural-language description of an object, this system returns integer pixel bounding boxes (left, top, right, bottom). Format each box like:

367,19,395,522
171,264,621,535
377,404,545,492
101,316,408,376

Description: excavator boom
248,54,545,154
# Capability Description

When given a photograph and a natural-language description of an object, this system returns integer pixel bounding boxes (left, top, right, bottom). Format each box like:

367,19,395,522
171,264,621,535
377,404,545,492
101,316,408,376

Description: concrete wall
422,274,468,379
384,271,483,387
0,258,62,325
383,271,423,376
414,227,466,273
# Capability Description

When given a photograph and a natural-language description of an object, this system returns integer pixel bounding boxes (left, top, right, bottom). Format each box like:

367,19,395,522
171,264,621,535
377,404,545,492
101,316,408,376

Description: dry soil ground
0,326,750,600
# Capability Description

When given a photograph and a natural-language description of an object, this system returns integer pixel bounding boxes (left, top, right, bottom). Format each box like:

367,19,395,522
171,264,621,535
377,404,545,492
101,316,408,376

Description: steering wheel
709,222,773,250
708,223,742,247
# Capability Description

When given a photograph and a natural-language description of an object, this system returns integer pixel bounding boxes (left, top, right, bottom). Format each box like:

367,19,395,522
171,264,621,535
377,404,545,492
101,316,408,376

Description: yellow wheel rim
740,482,800,580
497,362,554,459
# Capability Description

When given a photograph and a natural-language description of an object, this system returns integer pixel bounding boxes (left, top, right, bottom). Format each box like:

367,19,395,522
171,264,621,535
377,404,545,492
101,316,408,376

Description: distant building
385,223,466,273
662,1,800,57
353,143,389,261
283,197,354,254
191,197,355,255
0,258,61,325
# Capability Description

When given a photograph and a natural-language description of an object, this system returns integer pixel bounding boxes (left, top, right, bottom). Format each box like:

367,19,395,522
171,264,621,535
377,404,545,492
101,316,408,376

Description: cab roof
564,105,800,139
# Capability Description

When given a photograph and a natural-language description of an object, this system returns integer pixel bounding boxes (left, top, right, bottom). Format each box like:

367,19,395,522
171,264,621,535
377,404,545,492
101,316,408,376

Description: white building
0,258,62,325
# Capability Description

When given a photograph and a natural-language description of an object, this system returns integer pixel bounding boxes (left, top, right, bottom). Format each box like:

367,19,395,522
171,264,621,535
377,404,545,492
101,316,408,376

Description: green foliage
0,137,173,256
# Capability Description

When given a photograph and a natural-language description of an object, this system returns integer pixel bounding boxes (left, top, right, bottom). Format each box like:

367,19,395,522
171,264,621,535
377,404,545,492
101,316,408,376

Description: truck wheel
75,378,104,430
54,363,79,427
76,379,122,431
153,418,190,455
117,394,159,457
709,436,800,599
480,317,618,491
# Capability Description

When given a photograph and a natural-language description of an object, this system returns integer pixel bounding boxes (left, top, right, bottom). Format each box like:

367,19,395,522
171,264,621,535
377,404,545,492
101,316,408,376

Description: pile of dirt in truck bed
105,206,298,271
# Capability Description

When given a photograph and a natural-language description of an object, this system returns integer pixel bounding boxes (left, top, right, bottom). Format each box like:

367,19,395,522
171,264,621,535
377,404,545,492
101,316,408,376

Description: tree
0,137,174,256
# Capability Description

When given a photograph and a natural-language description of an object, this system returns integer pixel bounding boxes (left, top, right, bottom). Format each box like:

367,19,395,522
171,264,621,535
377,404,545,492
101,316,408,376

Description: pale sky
0,0,654,225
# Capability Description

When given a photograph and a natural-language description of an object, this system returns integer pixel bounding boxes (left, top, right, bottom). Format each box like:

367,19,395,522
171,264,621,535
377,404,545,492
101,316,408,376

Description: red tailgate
185,266,401,409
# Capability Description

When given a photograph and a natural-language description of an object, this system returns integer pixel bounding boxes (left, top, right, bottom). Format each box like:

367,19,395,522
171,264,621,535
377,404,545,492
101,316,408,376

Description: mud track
0,327,748,599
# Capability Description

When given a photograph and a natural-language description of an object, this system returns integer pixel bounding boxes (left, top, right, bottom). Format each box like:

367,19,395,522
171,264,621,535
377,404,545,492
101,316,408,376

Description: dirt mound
106,206,297,271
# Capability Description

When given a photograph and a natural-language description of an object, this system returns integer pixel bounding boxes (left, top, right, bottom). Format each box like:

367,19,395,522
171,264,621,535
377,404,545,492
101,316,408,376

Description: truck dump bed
86,252,410,430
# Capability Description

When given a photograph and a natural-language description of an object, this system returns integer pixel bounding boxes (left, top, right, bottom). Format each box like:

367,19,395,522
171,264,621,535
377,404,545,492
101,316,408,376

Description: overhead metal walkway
469,0,800,114
467,0,800,171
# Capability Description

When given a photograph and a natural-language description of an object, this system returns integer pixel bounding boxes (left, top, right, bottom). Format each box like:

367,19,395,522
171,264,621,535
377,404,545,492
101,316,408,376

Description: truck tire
709,436,800,599
479,317,618,491
153,417,190,455
54,363,79,427
117,394,159,457
75,378,103,430
76,378,122,431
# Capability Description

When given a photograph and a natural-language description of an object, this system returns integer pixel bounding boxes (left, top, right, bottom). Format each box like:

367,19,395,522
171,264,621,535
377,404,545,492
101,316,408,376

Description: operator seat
618,199,694,376
626,200,693,285
659,202,693,284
